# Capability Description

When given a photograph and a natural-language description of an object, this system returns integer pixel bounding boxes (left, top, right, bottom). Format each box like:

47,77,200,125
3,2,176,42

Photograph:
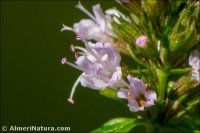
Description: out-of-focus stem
127,46,147,68
160,47,170,69
169,67,191,75
131,69,148,75
157,69,168,105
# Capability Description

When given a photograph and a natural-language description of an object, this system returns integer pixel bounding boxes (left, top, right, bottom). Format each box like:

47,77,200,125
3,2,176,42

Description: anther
74,52,79,59
139,99,146,106
67,98,75,104
101,54,108,61
96,68,102,75
128,92,132,99
76,34,83,40
61,57,67,64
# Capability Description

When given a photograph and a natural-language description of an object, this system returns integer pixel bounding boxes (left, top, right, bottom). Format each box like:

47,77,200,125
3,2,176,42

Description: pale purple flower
189,50,200,82
62,41,123,103
136,35,148,48
117,75,157,112
61,2,115,43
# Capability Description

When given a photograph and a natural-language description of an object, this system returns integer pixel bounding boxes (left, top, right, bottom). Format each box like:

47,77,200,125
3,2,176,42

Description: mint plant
61,1,200,132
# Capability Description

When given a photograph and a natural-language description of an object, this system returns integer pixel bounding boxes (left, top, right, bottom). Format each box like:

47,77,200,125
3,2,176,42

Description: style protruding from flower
117,75,157,112
136,35,148,48
62,40,123,104
189,49,200,82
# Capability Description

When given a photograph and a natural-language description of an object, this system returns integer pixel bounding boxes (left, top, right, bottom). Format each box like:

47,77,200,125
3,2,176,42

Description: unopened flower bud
136,35,148,48
168,5,200,52
169,76,199,100
116,0,142,18
141,0,164,20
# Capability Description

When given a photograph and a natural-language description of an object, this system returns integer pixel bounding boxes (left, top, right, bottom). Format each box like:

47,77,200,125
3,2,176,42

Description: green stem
169,67,191,75
157,69,168,105
131,69,148,75
160,47,170,69
127,47,147,68
151,69,168,122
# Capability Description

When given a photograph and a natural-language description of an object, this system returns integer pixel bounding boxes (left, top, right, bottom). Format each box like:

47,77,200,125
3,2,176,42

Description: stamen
76,1,96,21
68,73,84,104
70,45,75,52
127,92,132,99
78,52,87,55
101,54,109,61
96,68,102,75
74,52,79,59
64,58,83,71
139,99,146,106
67,99,74,104
61,24,73,32
61,57,67,64
74,46,87,53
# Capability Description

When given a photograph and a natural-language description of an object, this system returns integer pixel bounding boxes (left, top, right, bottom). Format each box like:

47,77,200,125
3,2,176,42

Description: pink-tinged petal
117,88,129,99
189,50,200,70
136,36,148,48
80,75,107,90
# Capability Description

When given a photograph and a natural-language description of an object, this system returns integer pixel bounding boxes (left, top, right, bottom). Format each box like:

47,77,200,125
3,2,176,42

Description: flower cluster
61,1,200,132
61,2,157,111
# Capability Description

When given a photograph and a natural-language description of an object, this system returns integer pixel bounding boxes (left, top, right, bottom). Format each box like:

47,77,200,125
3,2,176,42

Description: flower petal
128,99,142,112
145,91,157,107
80,75,107,90
93,4,106,31
127,75,147,96
189,50,200,70
117,88,129,99
89,42,121,68
75,56,103,76
108,67,122,88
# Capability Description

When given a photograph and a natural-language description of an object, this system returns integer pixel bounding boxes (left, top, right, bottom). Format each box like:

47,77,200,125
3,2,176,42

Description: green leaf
91,117,144,133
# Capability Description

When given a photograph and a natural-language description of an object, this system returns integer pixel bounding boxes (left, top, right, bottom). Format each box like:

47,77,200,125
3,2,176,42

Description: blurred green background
1,0,132,132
